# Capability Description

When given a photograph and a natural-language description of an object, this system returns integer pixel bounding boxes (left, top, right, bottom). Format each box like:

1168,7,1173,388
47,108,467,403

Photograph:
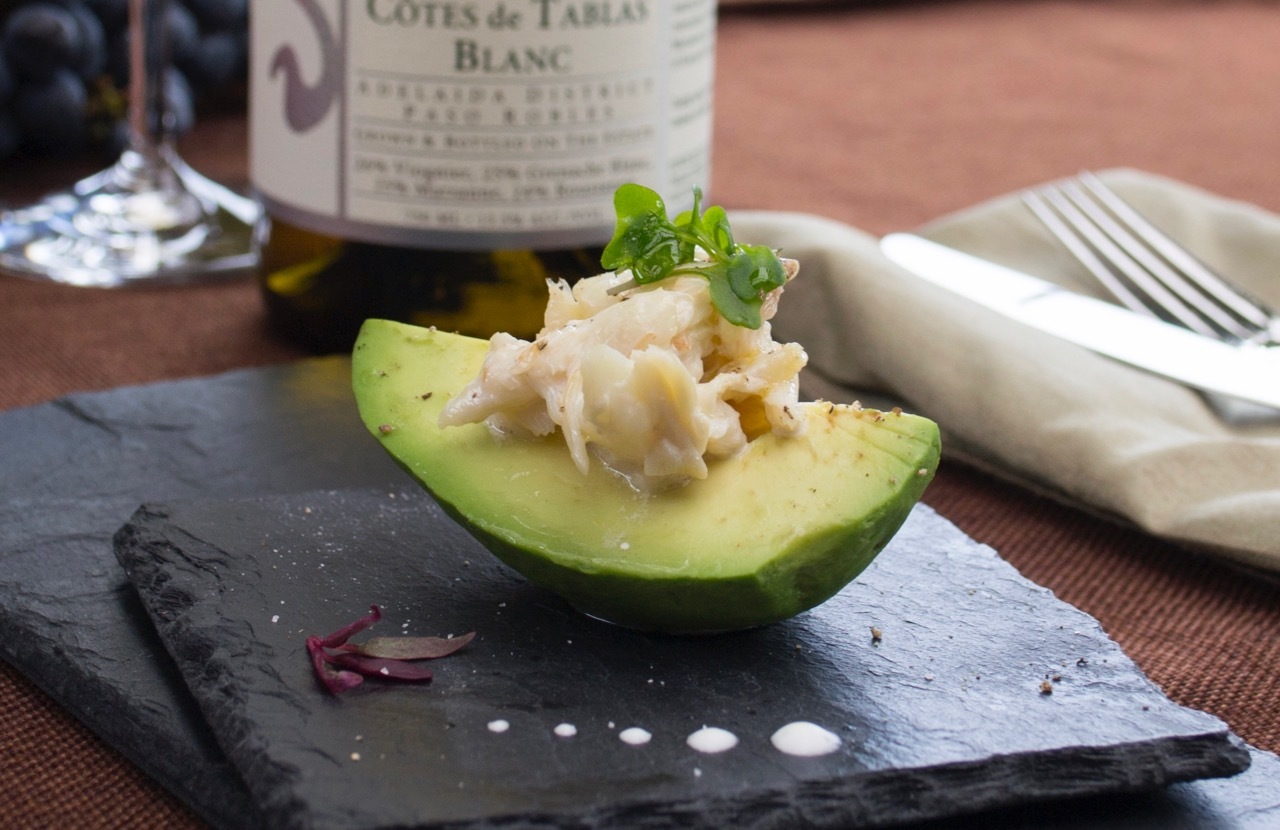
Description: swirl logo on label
270,0,344,133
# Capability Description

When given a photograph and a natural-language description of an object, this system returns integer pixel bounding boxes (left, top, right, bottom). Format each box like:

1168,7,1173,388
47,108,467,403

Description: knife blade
880,233,1280,409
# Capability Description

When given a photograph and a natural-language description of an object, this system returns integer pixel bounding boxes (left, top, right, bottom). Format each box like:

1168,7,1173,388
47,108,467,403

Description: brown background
3,2,1279,827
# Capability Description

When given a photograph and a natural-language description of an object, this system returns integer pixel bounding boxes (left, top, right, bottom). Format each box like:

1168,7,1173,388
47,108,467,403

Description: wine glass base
0,154,260,288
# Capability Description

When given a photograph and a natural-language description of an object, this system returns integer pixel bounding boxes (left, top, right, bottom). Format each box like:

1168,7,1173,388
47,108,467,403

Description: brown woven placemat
0,661,203,830
2,1,1279,824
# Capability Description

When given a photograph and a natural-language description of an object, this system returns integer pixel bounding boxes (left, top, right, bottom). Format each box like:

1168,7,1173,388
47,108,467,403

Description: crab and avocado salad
353,185,941,633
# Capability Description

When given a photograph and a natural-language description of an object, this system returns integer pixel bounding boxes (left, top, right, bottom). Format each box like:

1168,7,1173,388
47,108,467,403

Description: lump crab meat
438,259,806,492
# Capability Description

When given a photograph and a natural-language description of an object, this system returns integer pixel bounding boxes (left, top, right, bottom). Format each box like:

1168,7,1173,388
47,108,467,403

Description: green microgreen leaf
741,244,787,293
601,184,686,283
706,265,763,328
701,205,735,258
601,184,786,329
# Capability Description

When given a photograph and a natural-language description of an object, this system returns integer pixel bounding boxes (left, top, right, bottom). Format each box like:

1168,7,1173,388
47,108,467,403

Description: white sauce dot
487,720,510,733
554,723,577,738
770,721,842,757
619,727,652,746
686,726,738,754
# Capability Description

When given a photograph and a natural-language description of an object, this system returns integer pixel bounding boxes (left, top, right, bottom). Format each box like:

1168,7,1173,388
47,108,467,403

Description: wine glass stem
0,0,258,285
127,0,176,180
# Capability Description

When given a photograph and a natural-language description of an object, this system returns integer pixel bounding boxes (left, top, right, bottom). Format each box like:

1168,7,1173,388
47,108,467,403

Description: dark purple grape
84,0,129,34
64,1,108,81
163,2,200,66
1,0,250,158
107,3,203,86
2,3,82,82
13,66,88,154
182,0,247,33
177,30,243,92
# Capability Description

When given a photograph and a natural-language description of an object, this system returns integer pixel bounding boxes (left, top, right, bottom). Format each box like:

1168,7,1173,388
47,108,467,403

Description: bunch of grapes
0,0,247,161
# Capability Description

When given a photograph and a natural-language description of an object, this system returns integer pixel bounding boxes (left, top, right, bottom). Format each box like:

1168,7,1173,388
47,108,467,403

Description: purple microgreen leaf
317,604,382,649
338,631,476,660
325,652,434,682
307,635,364,694
306,607,475,694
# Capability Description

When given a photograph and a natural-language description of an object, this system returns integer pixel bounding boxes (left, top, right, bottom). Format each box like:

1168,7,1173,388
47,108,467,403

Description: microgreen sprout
306,605,475,694
601,184,787,329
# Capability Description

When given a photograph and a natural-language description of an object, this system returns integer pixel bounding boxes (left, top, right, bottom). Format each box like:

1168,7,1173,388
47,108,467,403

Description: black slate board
114,488,1259,830
0,359,405,829
2,361,1278,830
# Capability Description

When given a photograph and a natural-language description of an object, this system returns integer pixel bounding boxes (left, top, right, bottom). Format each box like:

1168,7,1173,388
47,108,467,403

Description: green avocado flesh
353,319,941,634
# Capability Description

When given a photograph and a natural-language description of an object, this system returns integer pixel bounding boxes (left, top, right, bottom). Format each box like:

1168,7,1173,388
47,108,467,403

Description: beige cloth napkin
735,169,1280,573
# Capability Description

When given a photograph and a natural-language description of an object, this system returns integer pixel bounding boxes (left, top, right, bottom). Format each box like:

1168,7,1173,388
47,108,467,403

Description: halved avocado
353,319,941,633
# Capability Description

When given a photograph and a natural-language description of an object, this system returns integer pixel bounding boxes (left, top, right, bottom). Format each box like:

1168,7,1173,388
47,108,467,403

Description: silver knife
880,233,1280,409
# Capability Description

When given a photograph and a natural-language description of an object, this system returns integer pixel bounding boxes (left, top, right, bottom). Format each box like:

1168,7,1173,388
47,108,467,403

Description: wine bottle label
250,0,715,250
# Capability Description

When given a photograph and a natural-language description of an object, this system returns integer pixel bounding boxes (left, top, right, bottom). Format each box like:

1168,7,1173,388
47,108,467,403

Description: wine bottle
249,0,717,353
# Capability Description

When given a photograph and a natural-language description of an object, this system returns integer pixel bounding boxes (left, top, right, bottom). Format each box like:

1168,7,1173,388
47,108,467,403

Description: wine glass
0,0,258,287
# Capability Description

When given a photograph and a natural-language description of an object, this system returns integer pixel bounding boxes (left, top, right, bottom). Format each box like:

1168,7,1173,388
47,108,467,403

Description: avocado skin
353,319,941,634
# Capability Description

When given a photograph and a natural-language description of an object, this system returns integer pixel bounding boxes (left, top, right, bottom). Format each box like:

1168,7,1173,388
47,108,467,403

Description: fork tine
1022,188,1161,322
1058,179,1257,341
1077,172,1273,331
1024,184,1224,338
1024,173,1273,344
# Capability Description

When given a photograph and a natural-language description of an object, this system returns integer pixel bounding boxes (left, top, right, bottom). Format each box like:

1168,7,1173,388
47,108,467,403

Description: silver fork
1022,171,1280,349
1022,171,1280,421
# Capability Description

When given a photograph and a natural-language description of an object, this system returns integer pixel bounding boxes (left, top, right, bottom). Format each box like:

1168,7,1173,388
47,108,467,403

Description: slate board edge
0,359,374,830
0,602,263,830
111,508,303,827
0,358,1258,830
114,500,1253,830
